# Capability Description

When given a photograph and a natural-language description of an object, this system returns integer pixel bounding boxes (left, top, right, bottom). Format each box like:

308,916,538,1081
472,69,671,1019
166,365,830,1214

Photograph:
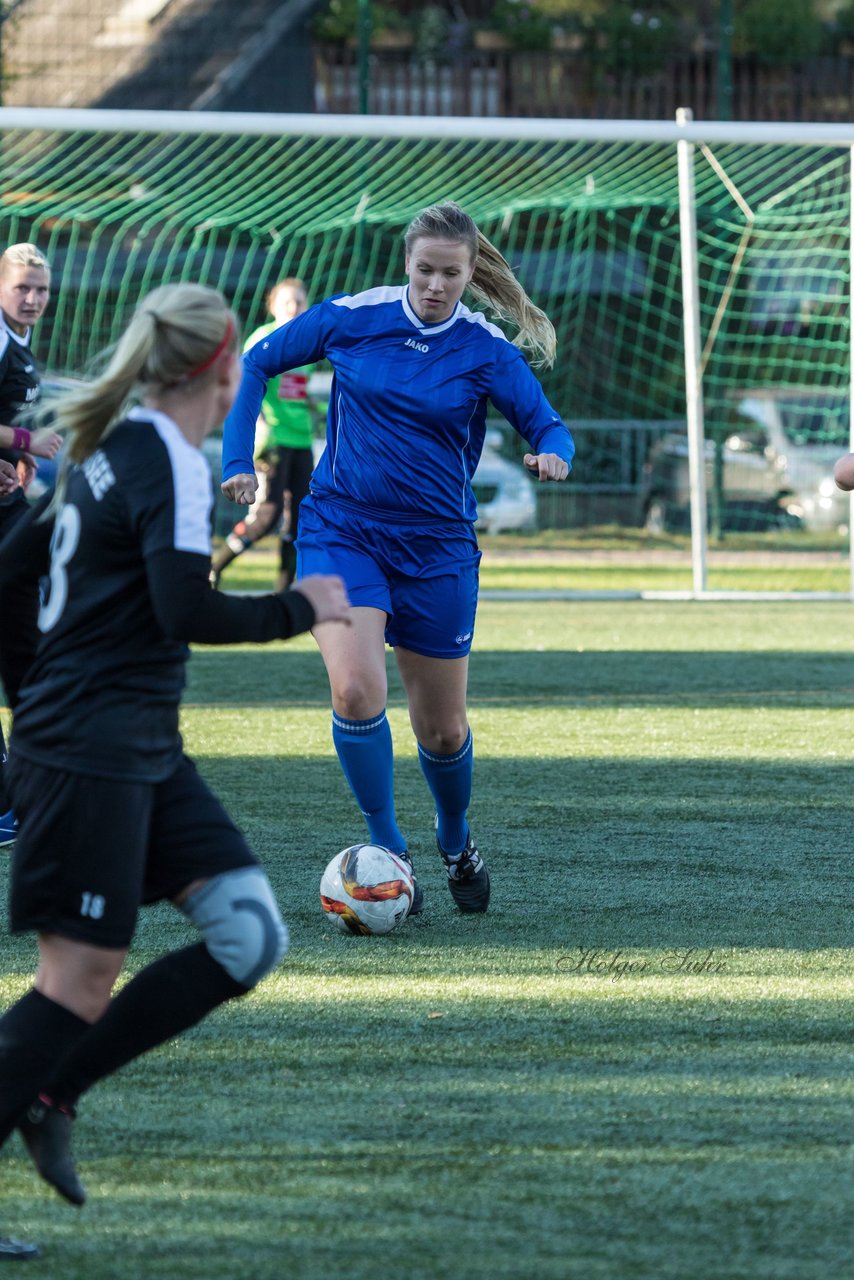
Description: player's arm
0,425,62,459
221,304,333,499
219,351,267,504
488,346,575,481
146,547,349,644
221,414,274,505
0,498,53,707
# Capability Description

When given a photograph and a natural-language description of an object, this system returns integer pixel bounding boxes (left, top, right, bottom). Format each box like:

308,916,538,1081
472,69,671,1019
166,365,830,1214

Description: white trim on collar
1,316,31,347
401,289,462,336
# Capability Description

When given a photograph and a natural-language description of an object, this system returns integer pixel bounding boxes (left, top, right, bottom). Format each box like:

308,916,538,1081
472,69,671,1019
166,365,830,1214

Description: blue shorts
296,495,481,659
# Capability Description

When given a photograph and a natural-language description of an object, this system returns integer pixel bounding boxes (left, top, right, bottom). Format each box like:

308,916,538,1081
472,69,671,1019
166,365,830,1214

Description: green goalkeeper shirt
244,320,315,452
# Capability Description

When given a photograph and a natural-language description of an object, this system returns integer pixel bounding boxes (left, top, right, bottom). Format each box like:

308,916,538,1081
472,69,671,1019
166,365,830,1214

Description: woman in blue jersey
0,283,349,1256
222,201,574,916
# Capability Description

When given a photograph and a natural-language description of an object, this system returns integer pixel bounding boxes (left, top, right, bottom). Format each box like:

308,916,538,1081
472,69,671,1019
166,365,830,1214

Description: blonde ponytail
57,283,238,466
468,232,556,369
403,201,556,368
60,318,156,465
43,284,237,518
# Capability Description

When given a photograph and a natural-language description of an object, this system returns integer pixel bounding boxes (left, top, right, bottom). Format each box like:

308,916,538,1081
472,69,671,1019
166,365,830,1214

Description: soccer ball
320,843,415,936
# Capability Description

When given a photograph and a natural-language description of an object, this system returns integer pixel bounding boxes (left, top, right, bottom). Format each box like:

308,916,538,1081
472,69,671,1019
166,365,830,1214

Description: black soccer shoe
0,1235,40,1261
18,1099,86,1207
436,827,491,913
396,851,424,916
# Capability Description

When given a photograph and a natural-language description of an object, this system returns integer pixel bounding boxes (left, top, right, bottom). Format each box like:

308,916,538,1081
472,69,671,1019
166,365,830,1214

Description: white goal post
1,105,853,599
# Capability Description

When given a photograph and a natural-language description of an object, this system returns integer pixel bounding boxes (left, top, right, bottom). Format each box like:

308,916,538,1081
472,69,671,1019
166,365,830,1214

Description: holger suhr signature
556,946,729,982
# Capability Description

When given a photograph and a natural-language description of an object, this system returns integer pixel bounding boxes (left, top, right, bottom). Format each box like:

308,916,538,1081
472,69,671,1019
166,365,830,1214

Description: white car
471,443,538,534
642,388,850,534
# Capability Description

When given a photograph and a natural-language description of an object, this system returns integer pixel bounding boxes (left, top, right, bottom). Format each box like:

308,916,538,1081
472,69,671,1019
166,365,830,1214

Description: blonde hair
267,276,306,308
57,283,238,467
403,201,556,368
0,242,50,278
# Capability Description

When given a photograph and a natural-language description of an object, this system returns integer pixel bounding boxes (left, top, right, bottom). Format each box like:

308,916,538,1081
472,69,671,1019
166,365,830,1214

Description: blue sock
418,729,473,856
331,711,406,853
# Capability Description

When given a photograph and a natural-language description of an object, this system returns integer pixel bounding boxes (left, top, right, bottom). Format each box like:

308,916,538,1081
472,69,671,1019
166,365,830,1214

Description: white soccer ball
320,843,415,935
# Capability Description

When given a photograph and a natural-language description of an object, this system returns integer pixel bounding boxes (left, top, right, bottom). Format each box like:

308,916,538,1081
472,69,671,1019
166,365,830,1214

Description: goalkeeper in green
210,277,316,591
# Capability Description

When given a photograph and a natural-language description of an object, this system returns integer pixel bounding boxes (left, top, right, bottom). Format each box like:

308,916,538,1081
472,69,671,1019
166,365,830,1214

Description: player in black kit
0,244,63,852
0,282,350,1260
0,243,62,532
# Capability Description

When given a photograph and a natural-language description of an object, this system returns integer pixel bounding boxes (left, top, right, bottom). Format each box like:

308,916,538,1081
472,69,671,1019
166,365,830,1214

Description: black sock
0,989,90,1146
44,943,246,1108
279,539,297,586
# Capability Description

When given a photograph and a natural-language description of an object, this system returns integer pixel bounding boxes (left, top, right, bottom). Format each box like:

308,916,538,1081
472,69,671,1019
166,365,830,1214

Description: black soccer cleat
436,824,491,913
0,1234,40,1260
18,1098,86,1207
396,851,424,916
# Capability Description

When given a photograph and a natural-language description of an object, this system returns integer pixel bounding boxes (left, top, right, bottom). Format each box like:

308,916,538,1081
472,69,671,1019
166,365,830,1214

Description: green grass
2,599,854,1278
213,533,854,595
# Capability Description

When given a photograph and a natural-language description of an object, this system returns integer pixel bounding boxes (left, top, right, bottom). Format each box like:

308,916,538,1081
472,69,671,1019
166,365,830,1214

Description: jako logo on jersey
405,338,429,353
455,631,472,645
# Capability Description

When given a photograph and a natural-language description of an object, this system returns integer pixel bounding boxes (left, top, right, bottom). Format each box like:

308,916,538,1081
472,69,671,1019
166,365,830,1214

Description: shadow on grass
195,751,854,954
186,647,854,709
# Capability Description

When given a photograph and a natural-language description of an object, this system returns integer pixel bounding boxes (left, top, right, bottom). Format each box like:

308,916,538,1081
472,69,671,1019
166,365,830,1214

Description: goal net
0,107,851,597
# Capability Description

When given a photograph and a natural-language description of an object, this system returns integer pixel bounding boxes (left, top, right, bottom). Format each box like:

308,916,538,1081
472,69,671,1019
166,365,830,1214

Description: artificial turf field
1,590,853,1279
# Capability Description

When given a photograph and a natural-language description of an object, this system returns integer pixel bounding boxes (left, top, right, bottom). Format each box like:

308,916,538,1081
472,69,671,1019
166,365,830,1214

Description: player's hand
0,459,19,494
29,427,62,459
524,452,569,482
16,453,36,492
292,574,352,625
834,453,854,491
222,472,258,504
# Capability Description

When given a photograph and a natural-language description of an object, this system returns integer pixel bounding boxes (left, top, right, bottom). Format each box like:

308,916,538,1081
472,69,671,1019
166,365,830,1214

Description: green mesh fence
0,113,851,576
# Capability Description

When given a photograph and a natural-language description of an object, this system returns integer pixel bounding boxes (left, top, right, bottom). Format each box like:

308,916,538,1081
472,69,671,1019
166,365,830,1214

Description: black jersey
2,407,315,782
0,320,41,510
0,321,41,427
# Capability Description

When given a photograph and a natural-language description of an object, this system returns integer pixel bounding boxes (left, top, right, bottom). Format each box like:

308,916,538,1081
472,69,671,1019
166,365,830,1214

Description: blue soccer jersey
222,285,574,524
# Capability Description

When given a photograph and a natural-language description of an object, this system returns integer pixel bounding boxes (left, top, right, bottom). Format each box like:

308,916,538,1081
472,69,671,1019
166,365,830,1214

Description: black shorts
7,754,256,948
256,446,313,529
